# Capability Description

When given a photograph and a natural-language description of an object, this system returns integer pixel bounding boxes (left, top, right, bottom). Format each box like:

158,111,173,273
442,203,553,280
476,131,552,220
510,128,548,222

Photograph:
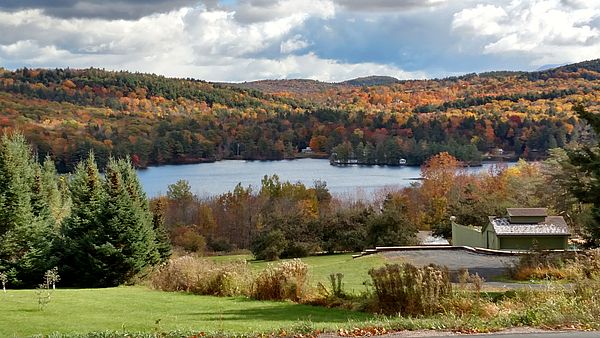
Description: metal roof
489,216,570,236
507,208,548,217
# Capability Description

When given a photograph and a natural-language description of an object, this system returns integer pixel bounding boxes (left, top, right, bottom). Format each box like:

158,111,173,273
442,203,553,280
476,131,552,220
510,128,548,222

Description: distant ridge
232,75,400,94
340,75,399,86
233,59,600,94
232,79,344,94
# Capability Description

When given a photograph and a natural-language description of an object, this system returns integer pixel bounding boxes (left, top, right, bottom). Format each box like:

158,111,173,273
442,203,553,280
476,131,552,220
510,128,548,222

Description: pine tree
567,105,600,246
40,157,71,226
61,155,161,286
60,153,108,286
151,198,172,262
0,133,55,286
115,158,161,266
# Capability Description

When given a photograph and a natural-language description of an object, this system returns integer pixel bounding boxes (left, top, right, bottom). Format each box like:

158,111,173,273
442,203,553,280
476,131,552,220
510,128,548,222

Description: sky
0,0,599,82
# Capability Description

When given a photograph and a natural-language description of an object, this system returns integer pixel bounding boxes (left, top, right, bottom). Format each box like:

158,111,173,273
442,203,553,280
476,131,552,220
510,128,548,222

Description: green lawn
213,253,401,293
1,254,402,337
0,286,374,337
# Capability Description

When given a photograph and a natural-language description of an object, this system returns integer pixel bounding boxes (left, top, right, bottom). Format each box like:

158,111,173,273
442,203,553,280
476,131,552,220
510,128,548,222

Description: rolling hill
0,59,598,171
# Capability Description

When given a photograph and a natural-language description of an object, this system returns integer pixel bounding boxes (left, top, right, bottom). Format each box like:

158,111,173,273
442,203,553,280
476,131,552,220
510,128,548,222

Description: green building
452,208,570,250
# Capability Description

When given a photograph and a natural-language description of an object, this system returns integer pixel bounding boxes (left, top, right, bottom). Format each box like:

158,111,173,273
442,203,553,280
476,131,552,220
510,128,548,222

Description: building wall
498,236,568,250
484,229,500,250
451,223,483,247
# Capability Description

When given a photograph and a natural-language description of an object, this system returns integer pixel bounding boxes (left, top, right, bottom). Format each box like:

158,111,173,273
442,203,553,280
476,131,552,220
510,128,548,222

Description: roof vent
507,208,547,224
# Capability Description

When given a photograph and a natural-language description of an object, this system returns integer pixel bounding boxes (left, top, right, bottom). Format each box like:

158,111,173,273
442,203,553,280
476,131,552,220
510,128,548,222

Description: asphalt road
321,330,600,338
382,249,520,281
414,332,598,338
458,331,600,338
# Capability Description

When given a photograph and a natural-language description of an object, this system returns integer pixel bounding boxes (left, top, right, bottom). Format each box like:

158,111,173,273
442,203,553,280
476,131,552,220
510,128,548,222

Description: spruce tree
115,158,161,266
0,133,55,286
60,153,108,286
102,158,159,280
41,156,71,226
61,155,161,286
151,198,172,262
567,105,600,246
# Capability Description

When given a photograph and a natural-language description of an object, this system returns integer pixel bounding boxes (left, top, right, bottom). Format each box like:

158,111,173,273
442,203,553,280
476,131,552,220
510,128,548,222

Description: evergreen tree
115,158,161,266
355,142,366,163
365,142,377,164
0,133,55,286
41,157,71,226
60,153,108,286
566,105,600,246
61,155,160,286
367,194,418,246
101,158,159,283
151,199,172,262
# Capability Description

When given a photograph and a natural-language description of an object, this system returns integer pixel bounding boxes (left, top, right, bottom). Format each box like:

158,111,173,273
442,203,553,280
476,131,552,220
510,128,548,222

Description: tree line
1,66,594,172
1,105,599,289
155,107,600,258
0,133,170,288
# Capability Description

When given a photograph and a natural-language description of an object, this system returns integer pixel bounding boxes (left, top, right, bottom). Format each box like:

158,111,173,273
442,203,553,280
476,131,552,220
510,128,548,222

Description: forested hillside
1,59,599,171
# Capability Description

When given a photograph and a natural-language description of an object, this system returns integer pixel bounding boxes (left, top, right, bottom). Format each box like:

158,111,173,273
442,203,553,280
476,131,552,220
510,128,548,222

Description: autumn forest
1,59,599,172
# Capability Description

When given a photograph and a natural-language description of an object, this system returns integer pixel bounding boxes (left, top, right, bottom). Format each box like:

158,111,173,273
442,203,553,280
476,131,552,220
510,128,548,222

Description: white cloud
224,53,426,82
452,0,600,66
280,35,311,53
452,4,507,36
0,5,422,82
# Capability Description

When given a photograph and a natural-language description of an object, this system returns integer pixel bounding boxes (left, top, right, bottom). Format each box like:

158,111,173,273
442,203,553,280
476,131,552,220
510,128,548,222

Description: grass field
212,253,400,293
2,253,599,336
0,286,375,337
1,254,393,337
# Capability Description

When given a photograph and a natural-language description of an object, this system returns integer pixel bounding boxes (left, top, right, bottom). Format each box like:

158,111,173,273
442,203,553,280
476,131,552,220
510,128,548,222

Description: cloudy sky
0,0,599,82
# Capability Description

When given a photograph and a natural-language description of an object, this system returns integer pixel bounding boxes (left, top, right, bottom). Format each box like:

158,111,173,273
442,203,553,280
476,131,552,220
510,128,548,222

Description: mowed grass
213,253,400,293
0,286,374,337
2,254,401,336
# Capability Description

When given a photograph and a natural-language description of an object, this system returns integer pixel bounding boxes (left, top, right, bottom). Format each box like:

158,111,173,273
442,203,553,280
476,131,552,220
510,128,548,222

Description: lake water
137,159,516,199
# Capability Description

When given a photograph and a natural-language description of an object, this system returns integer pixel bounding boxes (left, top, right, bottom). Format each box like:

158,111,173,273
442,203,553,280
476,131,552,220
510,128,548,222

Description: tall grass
368,263,451,315
511,249,600,281
150,256,251,296
252,259,309,302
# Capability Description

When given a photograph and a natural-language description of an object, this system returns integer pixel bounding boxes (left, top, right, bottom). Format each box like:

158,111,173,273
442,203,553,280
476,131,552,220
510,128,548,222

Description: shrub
251,229,287,261
150,256,250,296
573,272,600,320
171,226,206,253
442,268,494,318
207,237,234,252
511,249,600,281
252,259,309,301
368,263,451,315
282,242,318,259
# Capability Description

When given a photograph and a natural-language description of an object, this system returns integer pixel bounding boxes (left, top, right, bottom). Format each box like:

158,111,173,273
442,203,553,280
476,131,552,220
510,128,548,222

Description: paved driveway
382,249,520,281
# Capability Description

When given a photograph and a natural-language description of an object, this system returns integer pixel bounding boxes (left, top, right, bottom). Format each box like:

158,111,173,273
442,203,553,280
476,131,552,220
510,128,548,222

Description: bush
368,263,451,315
251,229,287,261
207,237,234,252
282,242,318,259
150,256,250,296
252,259,309,301
171,227,206,253
511,249,600,281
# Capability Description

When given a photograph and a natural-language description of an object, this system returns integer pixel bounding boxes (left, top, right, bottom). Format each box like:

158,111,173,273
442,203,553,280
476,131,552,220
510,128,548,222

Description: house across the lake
452,208,570,250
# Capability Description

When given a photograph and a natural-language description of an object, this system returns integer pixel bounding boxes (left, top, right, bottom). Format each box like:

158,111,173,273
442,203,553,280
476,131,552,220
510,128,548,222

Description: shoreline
137,156,521,171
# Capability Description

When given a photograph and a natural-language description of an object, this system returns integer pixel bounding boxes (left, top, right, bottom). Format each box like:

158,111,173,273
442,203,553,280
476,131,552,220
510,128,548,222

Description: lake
137,159,516,199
